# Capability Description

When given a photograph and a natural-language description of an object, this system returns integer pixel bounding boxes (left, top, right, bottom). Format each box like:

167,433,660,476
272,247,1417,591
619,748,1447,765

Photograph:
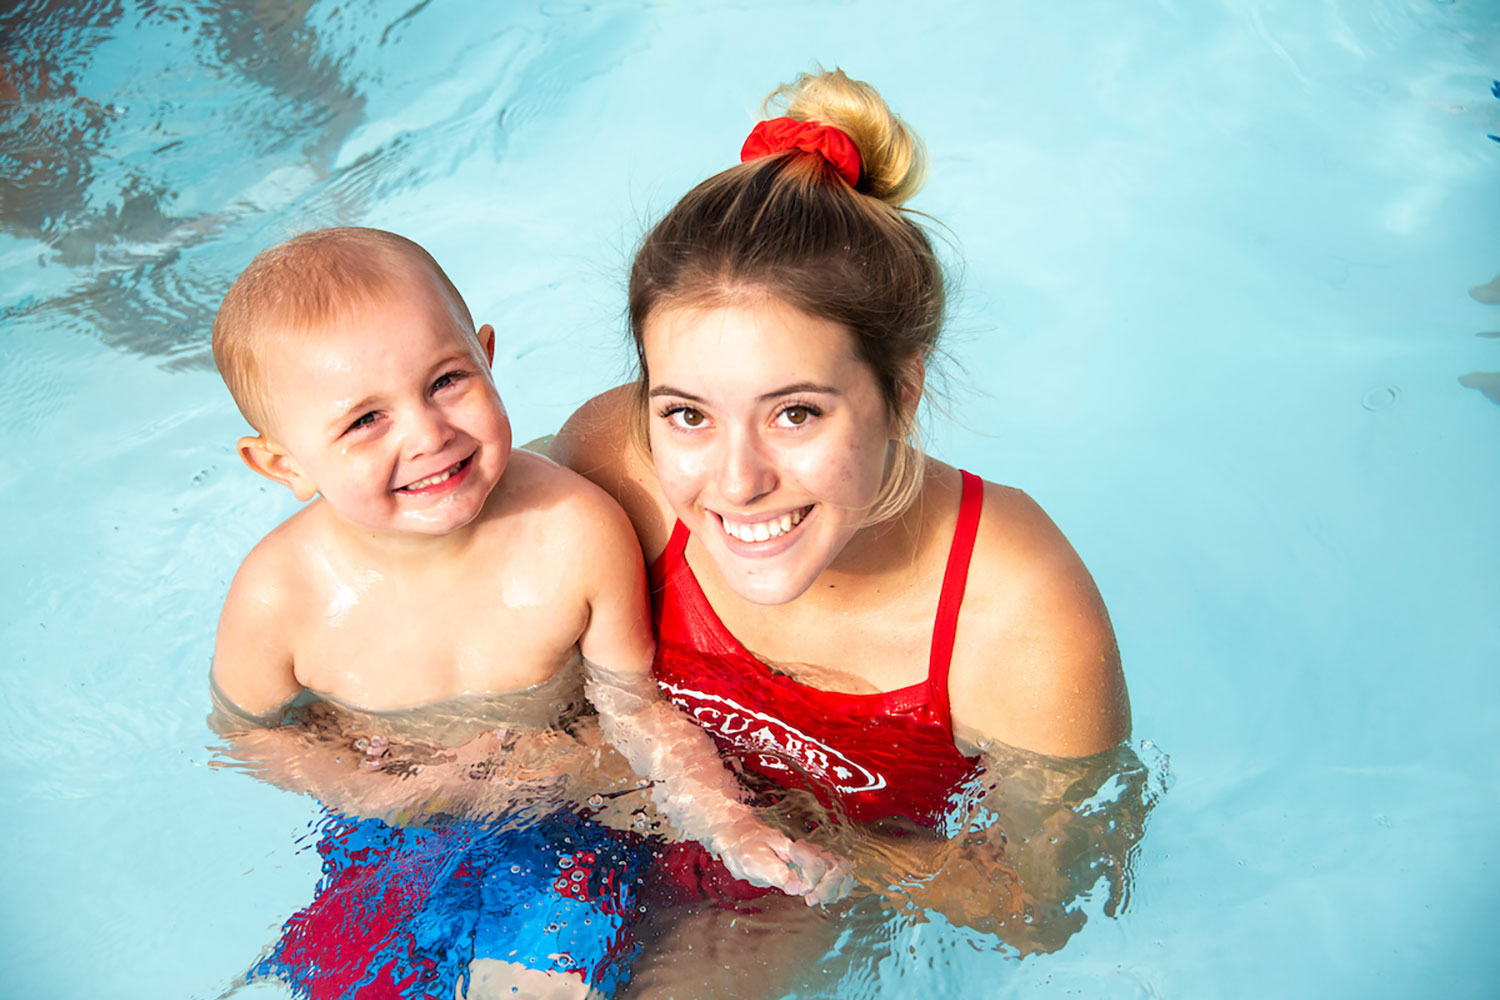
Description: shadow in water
1459,274,1500,405
0,0,366,368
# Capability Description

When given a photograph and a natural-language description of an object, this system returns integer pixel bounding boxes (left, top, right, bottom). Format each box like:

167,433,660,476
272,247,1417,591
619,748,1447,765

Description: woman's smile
714,504,813,549
645,297,897,605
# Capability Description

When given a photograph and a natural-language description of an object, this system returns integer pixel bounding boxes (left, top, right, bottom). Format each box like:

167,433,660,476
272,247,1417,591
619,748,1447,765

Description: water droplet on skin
1361,385,1398,411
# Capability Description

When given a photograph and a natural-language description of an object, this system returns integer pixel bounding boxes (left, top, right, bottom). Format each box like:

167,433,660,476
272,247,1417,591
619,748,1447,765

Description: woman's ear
238,436,318,502
891,353,927,438
477,324,496,365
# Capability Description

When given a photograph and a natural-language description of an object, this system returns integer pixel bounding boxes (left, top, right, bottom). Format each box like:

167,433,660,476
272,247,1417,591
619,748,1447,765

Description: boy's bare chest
289,568,588,711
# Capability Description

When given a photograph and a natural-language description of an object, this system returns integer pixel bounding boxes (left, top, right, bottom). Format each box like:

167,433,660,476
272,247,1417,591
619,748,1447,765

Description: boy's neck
313,496,495,569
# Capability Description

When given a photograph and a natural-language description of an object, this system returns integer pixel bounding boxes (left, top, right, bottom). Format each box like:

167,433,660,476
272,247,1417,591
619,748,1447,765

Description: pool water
2,1,1497,997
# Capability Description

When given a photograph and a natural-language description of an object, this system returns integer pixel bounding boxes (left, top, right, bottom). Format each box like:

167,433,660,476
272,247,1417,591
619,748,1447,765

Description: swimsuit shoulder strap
649,519,692,582
928,470,984,730
665,519,691,559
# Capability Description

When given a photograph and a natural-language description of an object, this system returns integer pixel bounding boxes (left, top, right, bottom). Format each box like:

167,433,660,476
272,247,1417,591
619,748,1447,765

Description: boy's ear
238,435,318,502
477,324,495,365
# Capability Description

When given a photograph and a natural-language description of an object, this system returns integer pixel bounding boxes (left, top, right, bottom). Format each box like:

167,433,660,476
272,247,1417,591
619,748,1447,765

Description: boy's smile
246,272,510,539
394,455,473,495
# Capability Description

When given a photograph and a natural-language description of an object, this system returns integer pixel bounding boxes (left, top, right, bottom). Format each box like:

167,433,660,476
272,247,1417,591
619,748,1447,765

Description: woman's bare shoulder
551,385,676,559
948,476,1130,757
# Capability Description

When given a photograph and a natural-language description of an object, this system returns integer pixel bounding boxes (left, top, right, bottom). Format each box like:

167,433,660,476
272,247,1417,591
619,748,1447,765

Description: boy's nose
717,431,777,508
403,401,455,457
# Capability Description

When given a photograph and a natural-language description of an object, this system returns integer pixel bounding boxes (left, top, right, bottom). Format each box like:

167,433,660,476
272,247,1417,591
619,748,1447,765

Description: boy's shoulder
473,448,644,590
487,447,635,535
226,502,328,611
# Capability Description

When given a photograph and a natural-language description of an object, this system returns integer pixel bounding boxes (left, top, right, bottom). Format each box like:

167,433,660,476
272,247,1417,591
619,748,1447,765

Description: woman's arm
869,740,1167,955
568,475,852,904
551,385,676,560
947,483,1130,758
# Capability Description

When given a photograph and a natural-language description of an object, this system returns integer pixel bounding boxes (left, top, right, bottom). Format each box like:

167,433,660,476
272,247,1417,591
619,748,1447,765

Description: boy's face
251,273,511,538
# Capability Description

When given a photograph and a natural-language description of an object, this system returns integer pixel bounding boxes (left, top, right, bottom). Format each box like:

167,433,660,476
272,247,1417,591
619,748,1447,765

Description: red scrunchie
740,117,862,187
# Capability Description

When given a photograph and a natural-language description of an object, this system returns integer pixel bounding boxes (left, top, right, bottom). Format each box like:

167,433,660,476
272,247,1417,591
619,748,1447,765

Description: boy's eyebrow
328,395,379,431
322,352,479,432
649,382,840,402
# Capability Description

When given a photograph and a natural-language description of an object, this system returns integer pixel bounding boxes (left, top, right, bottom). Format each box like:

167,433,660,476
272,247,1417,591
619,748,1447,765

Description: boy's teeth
720,508,806,543
403,464,457,490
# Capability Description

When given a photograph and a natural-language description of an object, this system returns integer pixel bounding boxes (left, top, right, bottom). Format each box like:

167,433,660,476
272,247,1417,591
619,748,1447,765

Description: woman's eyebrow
759,382,838,400
649,385,704,401
648,382,839,402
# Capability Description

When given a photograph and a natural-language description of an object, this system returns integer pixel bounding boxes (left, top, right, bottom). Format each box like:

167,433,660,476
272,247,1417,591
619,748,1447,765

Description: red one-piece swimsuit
646,471,987,903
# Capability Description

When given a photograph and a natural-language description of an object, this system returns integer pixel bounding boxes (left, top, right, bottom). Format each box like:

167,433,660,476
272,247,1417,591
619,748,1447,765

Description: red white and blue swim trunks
250,808,652,999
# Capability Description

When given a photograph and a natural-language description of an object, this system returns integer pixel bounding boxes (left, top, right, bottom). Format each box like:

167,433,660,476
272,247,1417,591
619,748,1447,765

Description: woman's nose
717,431,776,507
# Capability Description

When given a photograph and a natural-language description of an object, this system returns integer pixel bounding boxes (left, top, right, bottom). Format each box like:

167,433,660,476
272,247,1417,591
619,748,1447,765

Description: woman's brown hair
629,69,945,523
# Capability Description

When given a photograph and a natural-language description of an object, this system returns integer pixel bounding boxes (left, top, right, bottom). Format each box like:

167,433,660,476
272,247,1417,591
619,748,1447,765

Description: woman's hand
714,813,856,905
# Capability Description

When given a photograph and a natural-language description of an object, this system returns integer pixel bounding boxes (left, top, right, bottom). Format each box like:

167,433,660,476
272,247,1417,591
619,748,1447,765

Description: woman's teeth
720,507,807,543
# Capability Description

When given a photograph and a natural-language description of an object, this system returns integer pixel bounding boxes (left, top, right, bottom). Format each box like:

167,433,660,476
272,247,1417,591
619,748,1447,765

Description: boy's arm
573,487,852,905
209,546,304,725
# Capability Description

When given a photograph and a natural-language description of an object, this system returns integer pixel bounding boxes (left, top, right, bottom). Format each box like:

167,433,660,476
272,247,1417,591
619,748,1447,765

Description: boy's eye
431,370,467,392
346,412,377,433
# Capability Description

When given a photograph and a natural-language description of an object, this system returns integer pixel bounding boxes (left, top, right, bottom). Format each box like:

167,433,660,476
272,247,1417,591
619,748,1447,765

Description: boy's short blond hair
211,227,476,434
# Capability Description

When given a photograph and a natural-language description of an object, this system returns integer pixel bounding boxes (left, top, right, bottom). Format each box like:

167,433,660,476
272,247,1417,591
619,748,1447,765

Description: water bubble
587,794,604,807
1361,385,1398,411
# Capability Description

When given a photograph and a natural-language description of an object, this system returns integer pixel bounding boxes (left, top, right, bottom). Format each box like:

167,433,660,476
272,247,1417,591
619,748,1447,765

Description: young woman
554,68,1137,989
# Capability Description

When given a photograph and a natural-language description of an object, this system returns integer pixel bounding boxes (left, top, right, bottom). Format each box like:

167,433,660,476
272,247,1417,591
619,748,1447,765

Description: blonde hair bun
764,68,926,207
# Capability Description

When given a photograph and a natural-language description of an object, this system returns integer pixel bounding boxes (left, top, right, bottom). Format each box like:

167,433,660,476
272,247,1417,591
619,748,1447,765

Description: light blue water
2,1,1497,997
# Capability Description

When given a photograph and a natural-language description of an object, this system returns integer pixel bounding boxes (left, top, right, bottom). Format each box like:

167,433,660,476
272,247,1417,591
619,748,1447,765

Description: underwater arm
901,741,1167,955
210,705,536,823
575,486,852,905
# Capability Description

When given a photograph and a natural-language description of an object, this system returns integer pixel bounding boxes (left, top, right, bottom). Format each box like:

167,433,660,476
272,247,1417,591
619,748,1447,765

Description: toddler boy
210,227,848,998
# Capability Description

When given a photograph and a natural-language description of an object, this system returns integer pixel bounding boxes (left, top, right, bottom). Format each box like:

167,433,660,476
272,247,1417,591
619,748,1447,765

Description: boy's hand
715,816,855,906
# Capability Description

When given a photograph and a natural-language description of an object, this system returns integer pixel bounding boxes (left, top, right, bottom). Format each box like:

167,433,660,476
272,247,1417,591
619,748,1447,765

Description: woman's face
643,296,899,605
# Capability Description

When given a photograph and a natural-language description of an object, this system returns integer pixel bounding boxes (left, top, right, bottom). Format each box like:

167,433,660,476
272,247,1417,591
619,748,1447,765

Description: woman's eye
776,404,817,427
665,406,706,429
